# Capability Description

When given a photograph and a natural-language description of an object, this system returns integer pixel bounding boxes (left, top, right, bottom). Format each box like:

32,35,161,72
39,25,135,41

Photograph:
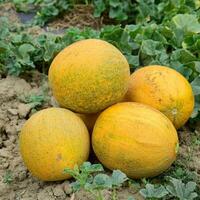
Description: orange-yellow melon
77,113,100,132
92,102,179,179
48,39,130,114
19,108,90,181
126,65,194,129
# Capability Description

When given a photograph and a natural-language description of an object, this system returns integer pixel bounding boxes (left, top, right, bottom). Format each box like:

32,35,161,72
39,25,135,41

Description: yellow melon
19,108,90,181
126,65,194,129
48,39,130,114
92,102,178,179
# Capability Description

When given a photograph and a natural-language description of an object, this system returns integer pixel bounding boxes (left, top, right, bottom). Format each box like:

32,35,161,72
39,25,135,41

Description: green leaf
109,7,128,21
126,55,139,68
93,174,112,189
127,197,135,200
80,162,104,173
93,0,106,17
111,170,128,187
191,76,200,95
71,181,81,192
171,49,196,64
140,184,168,199
191,102,200,118
100,25,123,43
193,62,200,73
172,14,200,33
166,177,198,200
18,43,35,57
109,0,121,7
141,40,164,56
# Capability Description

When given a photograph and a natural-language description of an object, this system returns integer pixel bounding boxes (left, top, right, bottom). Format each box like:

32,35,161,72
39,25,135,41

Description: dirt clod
7,108,18,116
18,103,32,118
52,185,66,197
62,180,72,194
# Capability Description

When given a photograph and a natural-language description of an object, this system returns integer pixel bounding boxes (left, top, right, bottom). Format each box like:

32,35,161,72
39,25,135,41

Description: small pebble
8,108,18,116
18,103,32,118
52,185,66,197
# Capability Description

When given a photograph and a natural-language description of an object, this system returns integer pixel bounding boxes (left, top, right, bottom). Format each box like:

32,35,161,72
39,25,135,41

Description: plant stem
111,188,117,200
96,190,104,200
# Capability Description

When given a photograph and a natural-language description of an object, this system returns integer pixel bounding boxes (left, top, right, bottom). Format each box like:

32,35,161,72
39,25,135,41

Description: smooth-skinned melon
48,39,130,114
19,108,90,181
126,65,194,129
92,102,179,179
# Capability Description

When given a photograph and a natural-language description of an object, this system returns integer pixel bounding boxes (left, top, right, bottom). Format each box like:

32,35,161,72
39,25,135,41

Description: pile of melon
19,39,194,181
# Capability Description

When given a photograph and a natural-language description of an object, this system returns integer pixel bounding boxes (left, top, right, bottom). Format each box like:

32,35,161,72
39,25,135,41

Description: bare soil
0,3,20,24
48,5,102,30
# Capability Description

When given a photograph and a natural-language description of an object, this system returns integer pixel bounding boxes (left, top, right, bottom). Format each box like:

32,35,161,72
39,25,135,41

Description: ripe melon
19,108,90,181
126,65,194,129
92,102,179,179
48,39,130,114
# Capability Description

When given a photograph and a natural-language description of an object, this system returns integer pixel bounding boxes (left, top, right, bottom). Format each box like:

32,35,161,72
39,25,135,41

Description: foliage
166,177,198,200
64,162,198,200
93,0,135,22
139,178,198,200
3,170,13,184
64,162,128,200
1,11,200,119
0,17,99,75
10,0,200,26
18,76,50,111
12,0,73,26
93,0,200,24
140,184,169,199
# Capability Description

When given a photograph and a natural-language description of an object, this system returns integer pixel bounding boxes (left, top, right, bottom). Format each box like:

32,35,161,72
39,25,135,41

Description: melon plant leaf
171,49,196,64
141,40,165,56
93,174,112,189
166,177,198,200
80,162,104,173
71,181,81,192
64,162,105,192
191,102,200,119
109,7,128,21
18,43,35,56
191,76,200,95
109,0,121,7
111,170,128,187
172,14,200,33
93,0,106,17
193,62,200,73
126,55,139,68
127,197,135,200
139,183,168,199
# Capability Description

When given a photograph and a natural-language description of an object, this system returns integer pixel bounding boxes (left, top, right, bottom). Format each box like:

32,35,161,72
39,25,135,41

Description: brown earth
0,3,20,24
48,4,102,30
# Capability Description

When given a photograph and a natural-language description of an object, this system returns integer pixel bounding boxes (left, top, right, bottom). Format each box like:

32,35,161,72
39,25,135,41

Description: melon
19,108,90,181
92,102,179,179
126,65,194,129
48,39,130,114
